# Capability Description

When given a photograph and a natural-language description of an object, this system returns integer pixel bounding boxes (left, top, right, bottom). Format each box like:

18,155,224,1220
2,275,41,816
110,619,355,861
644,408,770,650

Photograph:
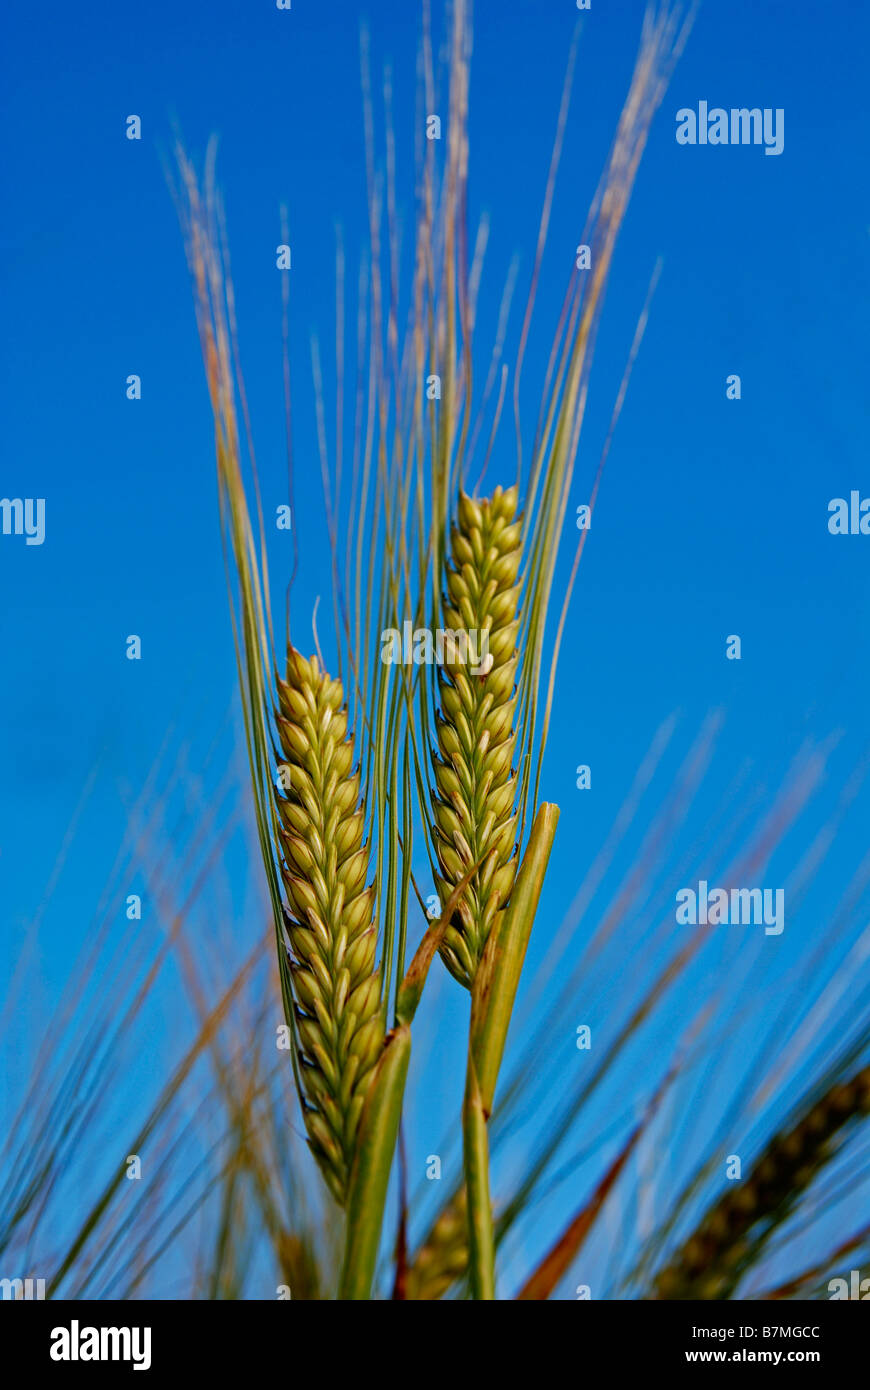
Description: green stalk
338,1025,411,1300
471,802,560,1114
338,873,478,1299
462,801,559,1298
463,1058,495,1300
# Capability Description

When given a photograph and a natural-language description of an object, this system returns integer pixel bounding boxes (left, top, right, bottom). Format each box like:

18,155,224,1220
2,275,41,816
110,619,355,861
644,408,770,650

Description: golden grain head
432,485,523,989
275,647,385,1205
405,1190,469,1300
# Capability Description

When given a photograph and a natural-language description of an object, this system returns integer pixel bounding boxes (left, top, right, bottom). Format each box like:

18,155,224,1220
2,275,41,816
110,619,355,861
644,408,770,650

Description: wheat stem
463,1058,495,1300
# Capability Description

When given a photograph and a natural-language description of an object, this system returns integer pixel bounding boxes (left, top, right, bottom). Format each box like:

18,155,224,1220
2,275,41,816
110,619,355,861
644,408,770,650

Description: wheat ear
275,647,385,1206
655,1065,870,1300
432,485,523,988
405,1191,469,1300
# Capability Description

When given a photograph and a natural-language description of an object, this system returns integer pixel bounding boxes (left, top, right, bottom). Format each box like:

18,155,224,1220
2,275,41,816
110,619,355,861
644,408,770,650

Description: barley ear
405,1191,469,1300
275,646,385,1206
432,484,523,988
655,1065,870,1300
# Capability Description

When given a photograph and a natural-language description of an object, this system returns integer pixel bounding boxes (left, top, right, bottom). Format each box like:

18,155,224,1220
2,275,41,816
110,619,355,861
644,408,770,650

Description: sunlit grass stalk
411,5,691,1303
177,155,420,1297
427,462,559,1296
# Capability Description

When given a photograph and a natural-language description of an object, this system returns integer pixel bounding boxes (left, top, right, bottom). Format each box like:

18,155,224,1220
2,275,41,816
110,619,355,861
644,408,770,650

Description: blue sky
2,0,869,1293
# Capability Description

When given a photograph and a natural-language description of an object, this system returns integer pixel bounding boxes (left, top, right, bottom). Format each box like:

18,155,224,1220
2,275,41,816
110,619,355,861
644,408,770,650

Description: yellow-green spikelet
405,1190,469,1300
432,485,522,989
275,648,385,1206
